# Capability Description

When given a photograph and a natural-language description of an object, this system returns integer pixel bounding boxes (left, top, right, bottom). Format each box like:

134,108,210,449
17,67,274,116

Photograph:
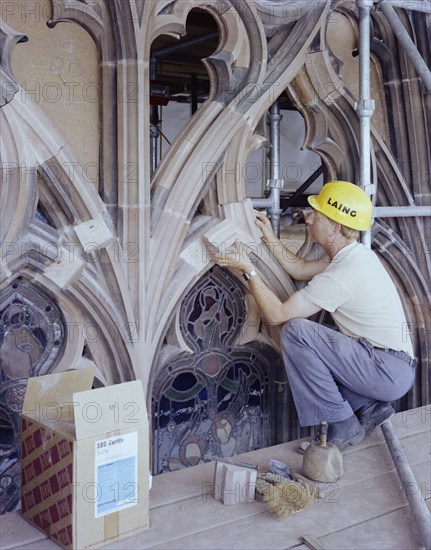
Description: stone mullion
409,15,431,209
374,13,431,307
373,13,412,170
116,59,146,318
373,226,431,406
117,76,151,387
99,59,119,226
389,11,429,198
94,1,152,385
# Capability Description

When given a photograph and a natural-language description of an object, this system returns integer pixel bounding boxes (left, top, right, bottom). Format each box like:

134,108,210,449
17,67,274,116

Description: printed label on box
94,432,138,518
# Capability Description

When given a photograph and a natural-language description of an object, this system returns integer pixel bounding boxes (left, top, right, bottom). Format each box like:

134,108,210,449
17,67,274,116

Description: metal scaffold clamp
266,178,285,190
356,98,376,118
363,183,376,196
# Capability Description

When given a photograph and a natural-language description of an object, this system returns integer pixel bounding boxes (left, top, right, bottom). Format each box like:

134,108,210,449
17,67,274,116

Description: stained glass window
0,278,65,513
152,267,280,474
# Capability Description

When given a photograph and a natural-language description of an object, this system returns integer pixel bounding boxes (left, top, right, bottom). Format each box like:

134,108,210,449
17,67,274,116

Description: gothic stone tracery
0,0,430,510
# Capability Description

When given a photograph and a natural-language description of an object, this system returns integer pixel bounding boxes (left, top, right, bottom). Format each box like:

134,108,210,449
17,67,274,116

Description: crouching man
205,181,416,449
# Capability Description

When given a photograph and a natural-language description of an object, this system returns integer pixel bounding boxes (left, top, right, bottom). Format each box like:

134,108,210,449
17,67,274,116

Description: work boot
356,401,395,435
325,415,365,450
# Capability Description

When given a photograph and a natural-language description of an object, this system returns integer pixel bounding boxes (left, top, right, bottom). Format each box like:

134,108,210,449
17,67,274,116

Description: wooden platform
2,407,430,550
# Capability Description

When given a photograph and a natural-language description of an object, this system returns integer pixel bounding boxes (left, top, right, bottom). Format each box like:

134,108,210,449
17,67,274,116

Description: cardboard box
20,368,150,549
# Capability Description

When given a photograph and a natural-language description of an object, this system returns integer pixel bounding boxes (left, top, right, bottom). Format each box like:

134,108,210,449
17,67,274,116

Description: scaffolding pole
357,0,375,248
251,101,284,237
375,205,431,217
381,421,431,550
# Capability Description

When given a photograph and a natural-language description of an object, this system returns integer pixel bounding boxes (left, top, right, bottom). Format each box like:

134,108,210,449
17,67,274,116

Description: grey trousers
281,318,416,427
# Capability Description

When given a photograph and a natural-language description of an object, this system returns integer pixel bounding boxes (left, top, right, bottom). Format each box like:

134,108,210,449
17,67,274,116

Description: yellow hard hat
307,181,373,230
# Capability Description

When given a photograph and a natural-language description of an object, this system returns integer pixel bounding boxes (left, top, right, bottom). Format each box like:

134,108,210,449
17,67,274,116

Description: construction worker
205,181,416,449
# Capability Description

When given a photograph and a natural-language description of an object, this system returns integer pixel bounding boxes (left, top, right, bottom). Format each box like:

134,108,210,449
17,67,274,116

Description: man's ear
329,221,341,236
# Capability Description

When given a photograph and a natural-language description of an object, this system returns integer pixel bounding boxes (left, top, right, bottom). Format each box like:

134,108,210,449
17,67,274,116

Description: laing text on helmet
326,197,357,219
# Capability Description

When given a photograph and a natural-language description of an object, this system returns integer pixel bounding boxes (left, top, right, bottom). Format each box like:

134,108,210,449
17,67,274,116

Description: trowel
302,420,343,482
